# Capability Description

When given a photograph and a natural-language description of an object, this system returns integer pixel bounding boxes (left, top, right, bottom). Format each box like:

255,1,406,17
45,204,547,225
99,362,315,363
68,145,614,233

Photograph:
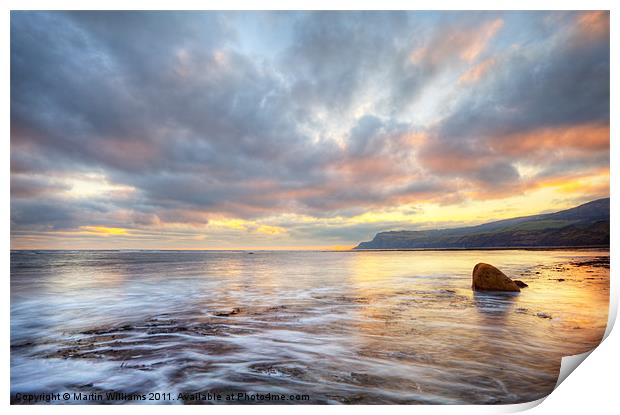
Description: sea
10,249,609,404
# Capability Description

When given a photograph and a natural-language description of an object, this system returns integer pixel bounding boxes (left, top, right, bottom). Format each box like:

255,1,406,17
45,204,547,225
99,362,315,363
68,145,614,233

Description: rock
472,263,520,292
536,312,552,319
557,278,565,282
214,307,241,317
513,280,528,288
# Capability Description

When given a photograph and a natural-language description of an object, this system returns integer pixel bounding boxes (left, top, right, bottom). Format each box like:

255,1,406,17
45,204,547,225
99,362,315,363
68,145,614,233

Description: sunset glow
10,11,609,250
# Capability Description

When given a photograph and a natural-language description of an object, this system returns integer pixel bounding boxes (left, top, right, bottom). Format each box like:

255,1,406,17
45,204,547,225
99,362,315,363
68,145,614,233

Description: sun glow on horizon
79,226,129,236
10,11,609,250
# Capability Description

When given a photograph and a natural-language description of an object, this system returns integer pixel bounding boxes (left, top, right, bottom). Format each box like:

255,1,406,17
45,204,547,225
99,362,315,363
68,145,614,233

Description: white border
3,2,617,414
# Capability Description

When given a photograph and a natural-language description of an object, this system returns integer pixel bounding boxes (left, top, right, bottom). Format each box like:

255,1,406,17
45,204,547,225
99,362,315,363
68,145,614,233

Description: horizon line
10,245,610,252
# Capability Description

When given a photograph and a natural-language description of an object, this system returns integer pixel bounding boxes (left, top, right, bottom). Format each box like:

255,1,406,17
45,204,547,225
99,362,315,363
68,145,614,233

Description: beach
10,249,609,404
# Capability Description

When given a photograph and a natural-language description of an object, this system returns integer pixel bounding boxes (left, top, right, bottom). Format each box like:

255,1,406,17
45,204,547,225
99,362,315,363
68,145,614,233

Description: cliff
354,198,610,249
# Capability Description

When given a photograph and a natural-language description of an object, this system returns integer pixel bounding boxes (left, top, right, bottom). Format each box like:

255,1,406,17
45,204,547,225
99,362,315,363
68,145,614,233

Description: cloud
435,13,609,141
458,58,496,84
575,11,610,42
80,226,128,235
411,17,503,66
417,11,609,197
10,11,610,248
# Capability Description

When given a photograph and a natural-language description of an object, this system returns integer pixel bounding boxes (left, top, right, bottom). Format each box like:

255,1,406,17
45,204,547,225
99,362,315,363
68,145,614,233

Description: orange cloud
410,18,504,67
576,11,609,41
331,156,403,180
417,121,609,203
489,122,609,156
459,58,496,84
419,147,494,175
460,19,504,62
96,137,160,169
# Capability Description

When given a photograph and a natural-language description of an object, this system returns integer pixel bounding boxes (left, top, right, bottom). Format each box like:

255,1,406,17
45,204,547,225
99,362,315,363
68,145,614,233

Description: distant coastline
355,198,610,250
348,245,610,252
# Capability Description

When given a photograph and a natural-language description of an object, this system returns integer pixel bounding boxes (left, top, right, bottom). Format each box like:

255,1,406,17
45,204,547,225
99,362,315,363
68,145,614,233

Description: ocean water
10,249,609,404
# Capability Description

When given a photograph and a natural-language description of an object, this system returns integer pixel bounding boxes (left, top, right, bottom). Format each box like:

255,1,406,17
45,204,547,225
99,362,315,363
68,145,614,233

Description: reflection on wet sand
473,291,518,318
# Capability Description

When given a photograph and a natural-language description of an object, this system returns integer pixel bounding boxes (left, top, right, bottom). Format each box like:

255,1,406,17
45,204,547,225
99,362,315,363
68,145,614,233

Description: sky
10,11,610,250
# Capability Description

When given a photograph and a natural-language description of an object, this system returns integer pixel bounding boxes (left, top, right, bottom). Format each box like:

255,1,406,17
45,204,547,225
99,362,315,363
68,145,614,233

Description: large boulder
472,263,520,292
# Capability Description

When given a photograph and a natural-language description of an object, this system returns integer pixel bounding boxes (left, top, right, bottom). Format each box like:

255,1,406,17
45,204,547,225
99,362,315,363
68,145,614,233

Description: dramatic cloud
10,11,609,249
